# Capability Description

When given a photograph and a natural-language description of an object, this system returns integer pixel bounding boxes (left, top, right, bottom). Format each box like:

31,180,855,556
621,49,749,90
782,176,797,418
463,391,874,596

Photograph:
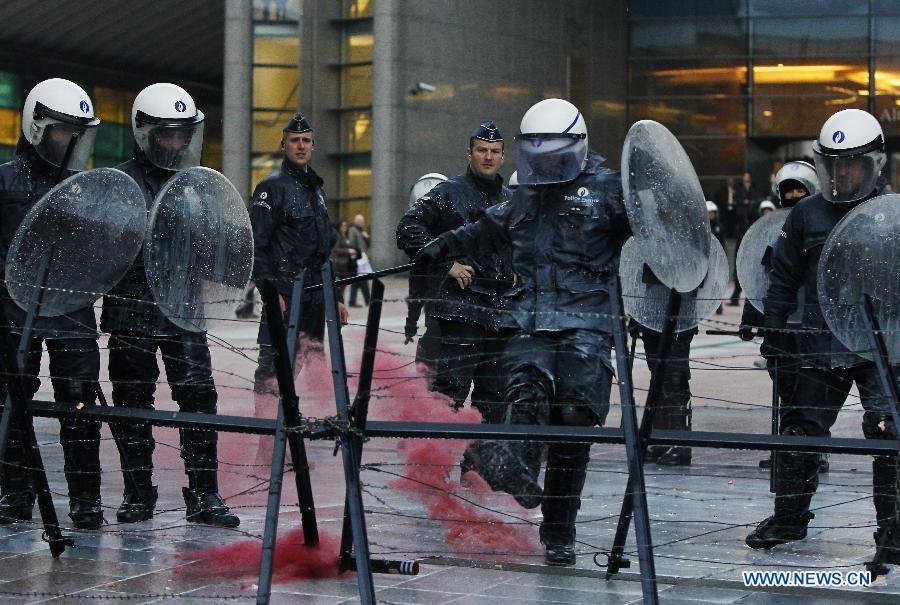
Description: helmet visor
515,133,587,185
137,122,204,170
33,122,98,171
814,150,881,203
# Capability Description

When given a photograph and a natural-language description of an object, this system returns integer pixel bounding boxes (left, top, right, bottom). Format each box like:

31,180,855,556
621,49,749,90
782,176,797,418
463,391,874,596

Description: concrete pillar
369,0,404,269
222,0,252,198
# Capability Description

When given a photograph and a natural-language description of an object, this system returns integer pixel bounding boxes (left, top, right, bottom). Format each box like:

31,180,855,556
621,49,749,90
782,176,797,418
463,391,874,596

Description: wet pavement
2,276,899,603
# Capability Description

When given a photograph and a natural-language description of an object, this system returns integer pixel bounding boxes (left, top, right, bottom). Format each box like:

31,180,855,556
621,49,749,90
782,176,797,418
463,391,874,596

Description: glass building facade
627,0,900,195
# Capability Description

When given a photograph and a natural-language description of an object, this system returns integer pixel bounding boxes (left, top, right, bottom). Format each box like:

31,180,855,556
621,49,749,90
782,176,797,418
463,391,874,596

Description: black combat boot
62,419,104,530
540,443,589,566
655,380,692,466
182,429,239,528
116,422,157,523
746,441,818,550
460,440,543,509
0,424,35,524
182,483,239,528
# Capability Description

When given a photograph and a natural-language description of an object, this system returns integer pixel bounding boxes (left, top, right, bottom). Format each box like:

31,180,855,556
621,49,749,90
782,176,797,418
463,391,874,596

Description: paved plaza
1,276,899,603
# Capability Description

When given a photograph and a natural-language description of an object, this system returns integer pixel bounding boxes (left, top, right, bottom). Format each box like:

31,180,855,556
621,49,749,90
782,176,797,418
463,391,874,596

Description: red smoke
178,333,537,583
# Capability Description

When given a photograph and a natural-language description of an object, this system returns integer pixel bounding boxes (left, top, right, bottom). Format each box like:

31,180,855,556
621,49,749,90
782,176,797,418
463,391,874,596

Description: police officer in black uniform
738,161,821,470
418,99,631,566
102,83,238,527
250,112,347,396
397,121,513,425
0,78,104,529
746,110,900,564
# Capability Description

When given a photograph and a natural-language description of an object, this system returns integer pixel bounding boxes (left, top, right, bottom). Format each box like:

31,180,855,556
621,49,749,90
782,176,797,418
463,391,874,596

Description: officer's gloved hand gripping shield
144,167,253,332
6,169,145,316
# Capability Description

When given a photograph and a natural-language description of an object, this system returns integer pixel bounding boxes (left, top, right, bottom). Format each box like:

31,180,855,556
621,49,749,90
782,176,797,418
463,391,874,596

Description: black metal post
282,274,319,545
256,277,318,605
607,276,659,603
769,359,780,493
607,288,680,579
859,295,900,579
320,261,375,603
339,278,383,572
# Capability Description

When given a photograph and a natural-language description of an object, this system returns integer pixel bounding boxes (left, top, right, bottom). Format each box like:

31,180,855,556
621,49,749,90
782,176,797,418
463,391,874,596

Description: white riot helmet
508,170,519,189
774,160,819,206
132,83,204,171
706,201,718,214
759,200,776,215
515,98,588,185
22,78,100,171
812,109,885,204
409,172,447,206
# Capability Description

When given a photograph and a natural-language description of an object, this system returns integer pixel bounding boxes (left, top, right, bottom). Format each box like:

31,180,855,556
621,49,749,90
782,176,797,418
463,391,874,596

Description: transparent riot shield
736,208,790,313
6,168,145,316
144,167,253,332
818,193,900,363
621,120,711,293
620,233,728,333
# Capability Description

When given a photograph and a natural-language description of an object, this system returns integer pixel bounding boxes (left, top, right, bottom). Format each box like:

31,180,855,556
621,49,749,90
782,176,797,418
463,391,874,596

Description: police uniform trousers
1,337,101,508
775,363,899,541
107,332,220,495
642,329,693,433
500,329,612,545
433,319,506,422
253,290,325,393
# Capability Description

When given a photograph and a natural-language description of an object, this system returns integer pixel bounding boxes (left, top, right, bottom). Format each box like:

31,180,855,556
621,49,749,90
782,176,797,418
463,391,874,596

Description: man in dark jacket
102,83,239,528
738,161,821,470
250,112,347,395
417,100,631,566
0,78,104,529
397,121,513,425
745,110,900,564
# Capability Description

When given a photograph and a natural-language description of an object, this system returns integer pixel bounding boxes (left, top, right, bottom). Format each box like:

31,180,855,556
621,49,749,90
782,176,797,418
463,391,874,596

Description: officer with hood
745,110,900,565
102,83,239,528
417,99,631,566
0,79,104,529
397,121,513,425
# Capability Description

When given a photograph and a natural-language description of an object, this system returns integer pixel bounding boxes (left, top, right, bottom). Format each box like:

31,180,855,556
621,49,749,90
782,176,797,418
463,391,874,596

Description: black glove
413,238,444,265
738,324,754,341
760,331,787,361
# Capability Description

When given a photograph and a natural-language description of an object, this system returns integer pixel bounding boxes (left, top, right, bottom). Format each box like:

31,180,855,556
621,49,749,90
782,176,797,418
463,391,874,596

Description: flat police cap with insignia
283,112,313,133
470,120,503,144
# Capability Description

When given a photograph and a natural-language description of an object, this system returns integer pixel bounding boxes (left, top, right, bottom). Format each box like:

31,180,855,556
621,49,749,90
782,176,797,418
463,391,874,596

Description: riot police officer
746,110,900,564
397,121,513,425
0,79,104,529
739,161,820,470
102,83,239,527
250,112,347,395
417,99,631,566
403,173,448,371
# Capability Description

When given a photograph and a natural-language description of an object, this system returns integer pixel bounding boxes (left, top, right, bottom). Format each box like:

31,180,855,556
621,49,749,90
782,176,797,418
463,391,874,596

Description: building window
253,0,300,22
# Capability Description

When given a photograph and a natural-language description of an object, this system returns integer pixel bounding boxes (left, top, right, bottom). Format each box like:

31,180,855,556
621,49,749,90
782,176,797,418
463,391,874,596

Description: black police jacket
0,146,96,338
250,159,333,297
396,166,513,329
763,191,876,368
100,152,185,335
438,152,630,333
